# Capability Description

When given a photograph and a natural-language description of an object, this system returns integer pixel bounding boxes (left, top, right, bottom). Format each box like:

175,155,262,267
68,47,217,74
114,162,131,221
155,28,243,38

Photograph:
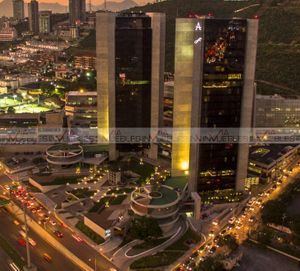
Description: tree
196,257,224,271
7,106,15,114
261,200,286,225
128,217,162,240
218,234,238,251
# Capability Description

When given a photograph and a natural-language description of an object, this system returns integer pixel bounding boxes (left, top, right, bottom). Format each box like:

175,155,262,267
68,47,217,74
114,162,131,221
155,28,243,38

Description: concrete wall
96,12,117,160
236,19,259,191
171,19,197,178
148,13,166,160
84,215,107,239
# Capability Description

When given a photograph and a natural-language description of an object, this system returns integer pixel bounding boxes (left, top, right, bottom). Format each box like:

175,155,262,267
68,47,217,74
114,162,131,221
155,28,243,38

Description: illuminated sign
194,21,202,45
195,22,202,31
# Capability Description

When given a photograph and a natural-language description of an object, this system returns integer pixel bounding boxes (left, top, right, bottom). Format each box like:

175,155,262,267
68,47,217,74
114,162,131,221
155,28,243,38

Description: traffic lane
0,247,12,271
0,210,82,271
7,184,116,271
32,211,114,271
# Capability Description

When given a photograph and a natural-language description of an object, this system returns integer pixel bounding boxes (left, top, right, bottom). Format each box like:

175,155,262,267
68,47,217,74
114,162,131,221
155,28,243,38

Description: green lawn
132,237,169,250
107,187,134,195
0,234,25,269
71,188,96,199
43,176,82,186
89,195,127,213
130,229,201,269
75,221,105,245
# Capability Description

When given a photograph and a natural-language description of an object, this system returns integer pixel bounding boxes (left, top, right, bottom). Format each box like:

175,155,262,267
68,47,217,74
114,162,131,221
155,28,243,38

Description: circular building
46,144,83,166
131,185,180,233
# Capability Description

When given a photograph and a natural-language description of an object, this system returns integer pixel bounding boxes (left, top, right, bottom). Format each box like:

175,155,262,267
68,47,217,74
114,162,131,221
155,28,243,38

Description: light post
23,203,37,271
88,257,96,271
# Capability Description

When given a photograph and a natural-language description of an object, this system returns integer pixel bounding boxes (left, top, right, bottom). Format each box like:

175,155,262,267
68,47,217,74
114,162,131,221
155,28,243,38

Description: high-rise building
12,0,24,20
28,0,39,34
171,17,258,192
39,10,52,34
96,12,165,160
69,0,86,25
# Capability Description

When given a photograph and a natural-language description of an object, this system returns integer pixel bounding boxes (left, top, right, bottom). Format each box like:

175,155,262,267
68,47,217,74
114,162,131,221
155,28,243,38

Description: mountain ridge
0,0,138,17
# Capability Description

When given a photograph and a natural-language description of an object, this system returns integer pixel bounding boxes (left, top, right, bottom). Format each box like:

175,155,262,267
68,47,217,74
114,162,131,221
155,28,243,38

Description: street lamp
88,257,96,271
23,203,37,271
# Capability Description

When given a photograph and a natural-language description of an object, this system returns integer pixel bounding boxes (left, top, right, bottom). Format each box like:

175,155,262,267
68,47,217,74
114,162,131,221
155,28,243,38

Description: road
0,175,118,271
0,208,82,271
172,163,300,271
0,246,12,271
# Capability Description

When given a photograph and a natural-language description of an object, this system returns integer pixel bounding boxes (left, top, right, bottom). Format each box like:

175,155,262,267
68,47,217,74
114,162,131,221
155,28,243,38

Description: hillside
0,0,138,17
78,0,300,95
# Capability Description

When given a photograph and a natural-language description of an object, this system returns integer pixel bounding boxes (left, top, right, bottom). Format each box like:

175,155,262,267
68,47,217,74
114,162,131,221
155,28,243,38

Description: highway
0,208,82,271
0,174,117,271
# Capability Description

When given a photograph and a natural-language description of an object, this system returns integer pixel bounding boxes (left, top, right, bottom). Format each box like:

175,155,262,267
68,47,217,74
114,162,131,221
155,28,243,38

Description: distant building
69,0,86,25
12,0,24,20
74,53,96,70
248,144,299,183
65,91,97,128
28,0,39,34
255,94,300,128
0,23,17,42
108,169,122,185
171,17,258,192
39,10,52,34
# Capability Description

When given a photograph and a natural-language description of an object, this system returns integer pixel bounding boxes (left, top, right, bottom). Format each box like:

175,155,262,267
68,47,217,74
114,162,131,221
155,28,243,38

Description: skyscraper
69,0,86,25
171,17,258,192
39,11,52,34
12,0,24,20
96,12,165,160
28,0,39,34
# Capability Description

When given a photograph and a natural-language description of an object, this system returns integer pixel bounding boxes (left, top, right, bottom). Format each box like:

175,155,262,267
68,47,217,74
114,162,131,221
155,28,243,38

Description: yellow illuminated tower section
172,17,258,193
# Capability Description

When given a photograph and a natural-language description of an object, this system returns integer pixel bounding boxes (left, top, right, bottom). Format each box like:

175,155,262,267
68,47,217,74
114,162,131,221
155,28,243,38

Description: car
28,238,36,247
72,234,83,242
9,261,20,271
31,208,37,213
49,220,56,226
54,231,63,238
18,238,26,247
209,246,217,254
43,253,52,262
249,216,255,223
43,215,50,220
220,229,227,236
236,224,242,230
228,217,236,224
13,220,20,226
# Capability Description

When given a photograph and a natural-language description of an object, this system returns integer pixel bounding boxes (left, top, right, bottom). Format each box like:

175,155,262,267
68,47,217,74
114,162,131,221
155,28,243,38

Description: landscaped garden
130,229,201,269
75,221,104,245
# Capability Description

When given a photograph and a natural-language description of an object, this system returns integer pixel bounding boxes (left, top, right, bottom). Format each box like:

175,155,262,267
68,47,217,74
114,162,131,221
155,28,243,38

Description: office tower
39,11,52,34
12,0,24,20
96,12,165,160
171,17,258,192
69,0,86,25
28,0,39,34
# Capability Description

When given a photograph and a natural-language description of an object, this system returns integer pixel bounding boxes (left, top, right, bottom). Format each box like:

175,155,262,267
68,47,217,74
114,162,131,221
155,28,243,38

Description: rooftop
165,176,188,191
249,144,299,166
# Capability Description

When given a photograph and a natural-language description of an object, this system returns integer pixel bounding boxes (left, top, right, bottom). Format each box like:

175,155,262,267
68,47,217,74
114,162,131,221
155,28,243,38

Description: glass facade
255,94,300,128
115,14,152,151
197,19,247,191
